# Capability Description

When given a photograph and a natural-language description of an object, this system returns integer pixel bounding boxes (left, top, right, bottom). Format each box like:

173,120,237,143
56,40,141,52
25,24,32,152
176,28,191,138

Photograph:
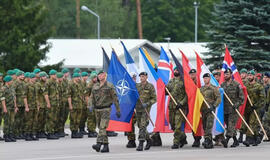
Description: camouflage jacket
47,79,59,103
89,81,120,112
26,82,38,109
68,81,84,108
13,79,27,107
200,84,221,112
36,80,48,108
166,77,187,110
246,82,265,112
136,81,156,112
221,80,244,114
85,81,94,97
0,85,16,109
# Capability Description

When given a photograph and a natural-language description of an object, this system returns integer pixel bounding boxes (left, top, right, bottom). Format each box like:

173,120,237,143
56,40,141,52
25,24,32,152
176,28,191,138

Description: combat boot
77,131,83,138
126,140,136,148
57,132,65,138
151,133,162,146
171,143,179,149
107,131,118,137
192,137,201,147
71,131,79,138
231,136,239,147
136,140,144,151
38,132,47,138
238,133,243,143
47,133,59,140
203,138,213,149
0,136,4,141
221,136,230,148
88,131,97,138
4,135,12,142
100,144,109,153
144,139,151,150
31,134,39,141
25,134,33,141
243,136,253,147
79,127,88,135
252,136,259,146
92,142,102,152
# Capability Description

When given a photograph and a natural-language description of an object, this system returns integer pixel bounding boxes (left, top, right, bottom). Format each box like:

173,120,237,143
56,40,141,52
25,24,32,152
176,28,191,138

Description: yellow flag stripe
193,88,204,134
142,48,156,68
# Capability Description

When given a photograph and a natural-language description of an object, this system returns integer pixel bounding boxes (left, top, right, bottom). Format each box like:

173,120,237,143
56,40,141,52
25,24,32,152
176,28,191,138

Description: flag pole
165,87,194,131
247,95,269,140
138,98,155,127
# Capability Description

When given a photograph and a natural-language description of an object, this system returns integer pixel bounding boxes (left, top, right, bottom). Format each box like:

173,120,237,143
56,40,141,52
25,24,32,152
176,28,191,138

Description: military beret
39,71,47,77
56,72,64,78
224,68,232,74
248,70,255,75
73,68,81,73
13,69,21,74
72,73,80,78
240,68,248,74
49,69,57,75
81,72,88,77
90,71,97,79
33,68,41,74
29,73,36,78
7,70,15,76
130,72,137,77
97,70,105,75
173,66,178,71
4,75,12,82
189,69,196,74
213,71,221,76
16,71,24,76
61,68,69,74
203,73,211,78
0,72,3,76
139,72,148,76
264,72,270,78
24,72,31,78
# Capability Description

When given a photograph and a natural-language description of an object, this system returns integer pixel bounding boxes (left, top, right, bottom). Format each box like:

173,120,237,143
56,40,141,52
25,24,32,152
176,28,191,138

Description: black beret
224,68,232,74
213,71,221,76
139,72,148,76
189,69,196,74
203,73,210,78
264,72,270,78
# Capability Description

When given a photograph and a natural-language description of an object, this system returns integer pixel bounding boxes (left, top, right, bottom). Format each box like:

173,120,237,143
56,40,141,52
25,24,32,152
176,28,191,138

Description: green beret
90,71,97,79
248,70,255,75
4,75,12,82
73,68,81,73
61,68,69,74
49,69,57,75
13,69,21,74
24,72,31,78
56,72,64,78
240,68,248,74
0,72,3,76
72,73,80,78
173,66,178,71
81,72,88,77
16,71,24,76
33,68,41,74
29,73,36,78
7,70,15,76
97,70,105,75
39,71,47,77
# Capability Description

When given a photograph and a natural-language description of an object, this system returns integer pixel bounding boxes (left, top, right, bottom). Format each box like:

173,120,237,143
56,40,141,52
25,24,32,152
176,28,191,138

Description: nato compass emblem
116,79,130,96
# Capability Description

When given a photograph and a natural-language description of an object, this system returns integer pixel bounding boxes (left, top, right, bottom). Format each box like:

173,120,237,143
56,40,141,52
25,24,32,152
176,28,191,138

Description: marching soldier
79,71,89,135
262,82,270,142
0,73,4,141
61,68,70,136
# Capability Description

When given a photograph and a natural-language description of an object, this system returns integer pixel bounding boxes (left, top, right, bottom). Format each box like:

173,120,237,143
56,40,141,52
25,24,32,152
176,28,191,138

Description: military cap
90,71,97,79
264,72,270,78
4,75,12,82
97,70,105,75
139,72,148,76
73,68,81,73
29,73,36,78
72,72,80,78
0,72,3,76
213,71,221,76
7,70,15,76
81,72,88,77
39,71,47,77
61,68,69,74
224,68,232,74
189,69,196,74
33,68,41,74
248,70,255,75
56,72,64,78
240,68,248,74
16,71,24,76
49,69,57,75
24,72,31,78
203,73,211,78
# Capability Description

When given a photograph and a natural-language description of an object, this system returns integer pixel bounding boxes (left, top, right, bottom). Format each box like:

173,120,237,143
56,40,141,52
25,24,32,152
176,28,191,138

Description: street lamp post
194,1,200,43
164,37,171,49
81,5,100,39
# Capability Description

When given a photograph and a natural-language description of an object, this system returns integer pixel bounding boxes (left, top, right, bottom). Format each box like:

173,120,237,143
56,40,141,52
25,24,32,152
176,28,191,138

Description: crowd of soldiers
0,66,270,153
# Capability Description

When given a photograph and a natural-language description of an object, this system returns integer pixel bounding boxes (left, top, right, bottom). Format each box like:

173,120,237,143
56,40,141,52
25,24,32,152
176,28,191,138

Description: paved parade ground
1,130,270,160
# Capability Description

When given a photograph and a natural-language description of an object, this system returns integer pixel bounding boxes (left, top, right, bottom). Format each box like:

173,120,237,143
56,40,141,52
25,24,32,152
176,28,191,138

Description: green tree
0,0,51,72
203,0,270,72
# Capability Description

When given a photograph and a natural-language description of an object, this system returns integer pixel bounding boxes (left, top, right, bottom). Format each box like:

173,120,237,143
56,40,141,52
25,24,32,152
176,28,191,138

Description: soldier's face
189,73,196,80
98,73,106,81
241,73,247,79
82,76,88,81
140,75,147,83
214,75,220,82
263,76,269,83
132,76,136,82
224,72,232,81
248,74,255,82
58,78,63,82
92,77,98,83
203,77,210,84
50,75,56,79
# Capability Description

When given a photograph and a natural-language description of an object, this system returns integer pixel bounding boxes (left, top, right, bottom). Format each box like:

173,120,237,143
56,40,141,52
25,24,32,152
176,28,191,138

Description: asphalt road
1,130,270,160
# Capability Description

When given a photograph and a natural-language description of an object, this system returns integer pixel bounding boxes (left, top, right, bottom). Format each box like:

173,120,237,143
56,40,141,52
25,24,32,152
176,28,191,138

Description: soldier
79,71,89,135
89,70,121,153
262,84,270,142
0,72,4,141
220,68,244,148
36,72,51,138
262,72,270,114
166,67,187,149
200,73,221,149
86,71,98,138
135,72,156,151
213,71,221,83
61,68,70,136
242,70,265,147
24,73,39,141
240,68,248,85
1,75,17,142
68,73,84,138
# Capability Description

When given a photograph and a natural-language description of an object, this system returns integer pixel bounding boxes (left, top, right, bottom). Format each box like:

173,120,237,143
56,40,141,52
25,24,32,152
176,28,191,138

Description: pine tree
0,0,51,72
203,0,270,72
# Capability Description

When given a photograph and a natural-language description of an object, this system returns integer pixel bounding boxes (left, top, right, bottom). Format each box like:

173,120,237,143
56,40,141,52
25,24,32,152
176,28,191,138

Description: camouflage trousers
263,108,270,136
241,110,260,136
0,108,2,129
87,109,96,132
37,108,46,133
70,108,83,132
136,111,150,141
3,109,15,135
46,104,58,134
202,111,214,139
127,114,136,141
169,109,186,144
224,112,238,137
24,108,38,134
95,108,111,144
57,101,69,133
14,107,25,136
79,107,88,129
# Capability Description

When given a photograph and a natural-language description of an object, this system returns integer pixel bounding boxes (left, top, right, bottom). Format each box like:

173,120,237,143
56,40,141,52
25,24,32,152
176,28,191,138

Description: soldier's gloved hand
232,104,238,110
251,105,256,111
88,106,94,112
142,103,148,108
176,104,184,110
116,111,121,118
208,106,215,113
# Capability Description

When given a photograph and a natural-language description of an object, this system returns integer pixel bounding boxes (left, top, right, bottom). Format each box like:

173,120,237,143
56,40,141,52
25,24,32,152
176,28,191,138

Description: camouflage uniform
86,81,97,132
36,80,48,134
200,84,221,139
79,80,88,131
263,88,270,137
135,81,156,141
221,80,244,138
0,81,4,135
166,77,187,145
89,81,120,144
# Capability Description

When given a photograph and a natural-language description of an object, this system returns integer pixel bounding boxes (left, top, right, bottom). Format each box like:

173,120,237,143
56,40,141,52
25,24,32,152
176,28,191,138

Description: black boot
0,136,4,141
101,144,109,153
231,136,239,147
57,132,65,138
151,133,162,146
136,140,144,151
252,135,259,146
243,136,253,147
221,136,230,148
9,134,16,142
203,138,213,149
25,134,33,141
192,137,201,147
144,139,151,150
71,131,78,138
31,134,39,141
107,131,118,137
171,143,179,149
126,140,136,148
79,127,88,135
238,133,243,143
88,131,98,138
4,135,12,142
92,142,102,152
47,133,59,140
38,132,47,138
